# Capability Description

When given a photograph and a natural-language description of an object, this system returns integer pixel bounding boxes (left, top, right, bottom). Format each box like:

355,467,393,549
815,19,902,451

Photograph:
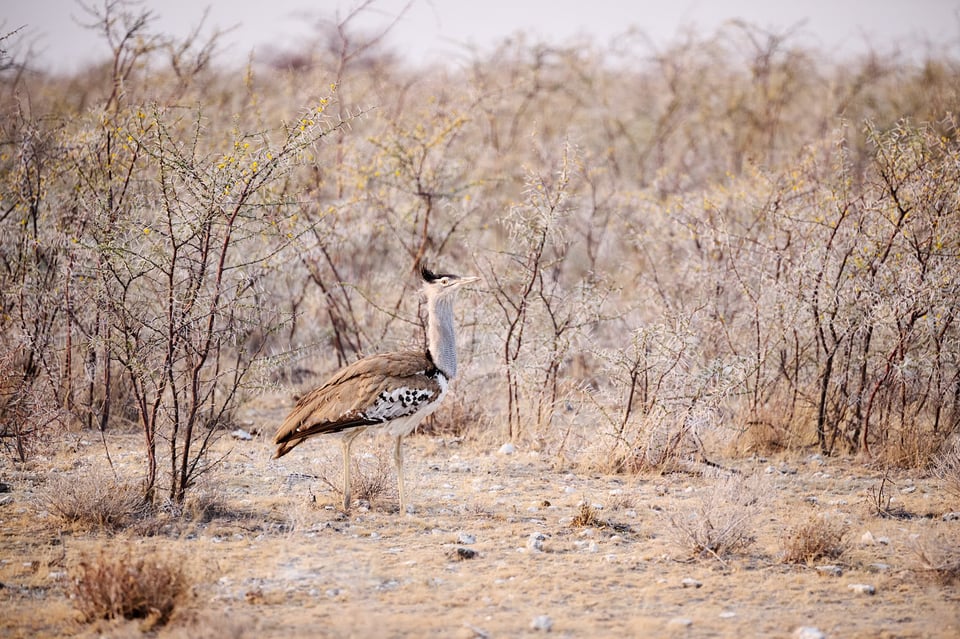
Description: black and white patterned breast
364,373,448,422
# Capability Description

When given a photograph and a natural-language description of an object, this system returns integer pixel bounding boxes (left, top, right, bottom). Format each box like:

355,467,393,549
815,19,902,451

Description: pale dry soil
2,402,958,638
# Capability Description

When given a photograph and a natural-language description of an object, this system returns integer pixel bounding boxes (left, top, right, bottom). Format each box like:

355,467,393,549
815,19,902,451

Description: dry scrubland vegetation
2,1,960,636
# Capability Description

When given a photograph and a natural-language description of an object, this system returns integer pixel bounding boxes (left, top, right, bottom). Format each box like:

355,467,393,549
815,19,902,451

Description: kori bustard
273,265,479,511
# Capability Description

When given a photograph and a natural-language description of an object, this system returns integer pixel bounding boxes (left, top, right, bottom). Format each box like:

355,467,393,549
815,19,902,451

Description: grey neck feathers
427,295,458,378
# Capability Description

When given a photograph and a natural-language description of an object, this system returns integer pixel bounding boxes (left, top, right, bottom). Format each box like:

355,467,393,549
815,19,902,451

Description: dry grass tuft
72,549,190,629
40,469,147,532
780,513,848,564
909,532,960,586
664,473,769,560
570,501,604,528
162,611,260,638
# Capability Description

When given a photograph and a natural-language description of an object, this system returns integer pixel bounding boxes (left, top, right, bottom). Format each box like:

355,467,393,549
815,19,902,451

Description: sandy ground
2,401,959,638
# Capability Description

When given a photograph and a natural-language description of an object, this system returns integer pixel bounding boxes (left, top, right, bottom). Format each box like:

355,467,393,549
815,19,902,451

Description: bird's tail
273,437,303,459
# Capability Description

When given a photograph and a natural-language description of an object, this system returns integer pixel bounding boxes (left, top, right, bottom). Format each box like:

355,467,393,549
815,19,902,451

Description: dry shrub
351,449,394,505
72,549,190,628
780,513,848,564
310,442,395,508
156,481,234,523
419,390,487,439
737,419,792,455
932,437,960,501
909,532,960,586
876,425,946,469
869,475,913,519
664,473,770,560
734,402,817,455
40,469,147,532
593,416,710,475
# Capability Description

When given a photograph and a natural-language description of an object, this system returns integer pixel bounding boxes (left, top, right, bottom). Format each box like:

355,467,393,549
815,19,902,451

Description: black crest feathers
420,264,438,282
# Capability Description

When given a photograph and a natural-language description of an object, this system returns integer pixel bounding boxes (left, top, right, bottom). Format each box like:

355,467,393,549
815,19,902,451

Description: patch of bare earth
2,406,958,638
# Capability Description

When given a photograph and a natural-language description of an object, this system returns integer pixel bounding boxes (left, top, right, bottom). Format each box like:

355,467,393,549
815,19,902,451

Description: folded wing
273,351,442,458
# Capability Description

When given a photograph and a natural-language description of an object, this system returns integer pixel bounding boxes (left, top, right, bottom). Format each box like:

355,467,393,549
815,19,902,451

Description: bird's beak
458,276,482,288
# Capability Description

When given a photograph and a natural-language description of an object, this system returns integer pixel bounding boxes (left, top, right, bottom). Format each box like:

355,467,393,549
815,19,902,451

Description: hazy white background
3,0,959,73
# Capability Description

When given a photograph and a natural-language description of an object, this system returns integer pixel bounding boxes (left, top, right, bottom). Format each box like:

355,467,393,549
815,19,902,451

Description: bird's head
420,264,481,299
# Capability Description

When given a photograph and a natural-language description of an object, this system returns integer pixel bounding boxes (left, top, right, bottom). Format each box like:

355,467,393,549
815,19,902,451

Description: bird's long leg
393,435,405,513
341,430,362,511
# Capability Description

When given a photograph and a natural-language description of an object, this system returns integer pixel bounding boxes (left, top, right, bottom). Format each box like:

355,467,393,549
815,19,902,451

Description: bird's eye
440,277,449,285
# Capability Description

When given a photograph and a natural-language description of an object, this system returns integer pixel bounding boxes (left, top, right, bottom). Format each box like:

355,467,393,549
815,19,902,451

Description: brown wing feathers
273,351,439,458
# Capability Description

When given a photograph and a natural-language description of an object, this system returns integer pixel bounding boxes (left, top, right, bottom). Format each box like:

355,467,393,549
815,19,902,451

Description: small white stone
667,617,693,628
794,627,826,639
861,530,876,545
816,565,843,577
848,583,876,595
464,624,490,639
498,442,516,455
230,428,253,440
530,615,553,632
457,532,476,545
527,532,547,552
681,578,703,588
